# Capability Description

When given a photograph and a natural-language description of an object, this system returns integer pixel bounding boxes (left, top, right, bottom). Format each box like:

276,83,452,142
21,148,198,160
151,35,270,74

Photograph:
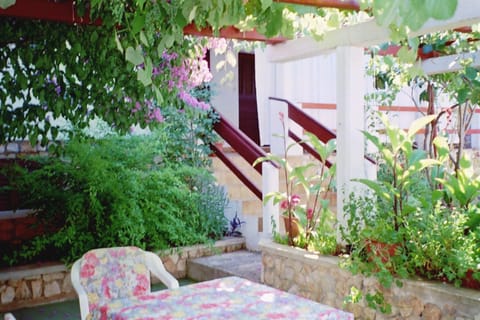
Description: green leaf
465,67,478,80
0,0,15,9
139,31,149,48
355,178,391,202
457,87,469,104
397,46,417,64
125,46,144,66
261,0,273,11
135,0,147,8
165,34,175,48
114,31,124,54
188,5,198,21
427,0,457,20
264,7,283,37
402,0,429,31
137,57,153,86
137,69,150,86
131,12,146,34
433,136,450,163
407,115,435,139
153,86,163,105
373,0,400,27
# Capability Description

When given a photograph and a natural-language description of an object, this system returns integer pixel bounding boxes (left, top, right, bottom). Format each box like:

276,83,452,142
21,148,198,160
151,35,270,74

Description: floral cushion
79,247,151,312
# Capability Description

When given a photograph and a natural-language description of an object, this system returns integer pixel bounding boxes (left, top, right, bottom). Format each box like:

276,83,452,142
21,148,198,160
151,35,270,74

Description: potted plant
341,113,480,312
254,112,337,253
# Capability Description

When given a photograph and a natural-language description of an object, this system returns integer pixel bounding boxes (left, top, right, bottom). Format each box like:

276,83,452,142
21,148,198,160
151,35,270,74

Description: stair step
187,250,262,283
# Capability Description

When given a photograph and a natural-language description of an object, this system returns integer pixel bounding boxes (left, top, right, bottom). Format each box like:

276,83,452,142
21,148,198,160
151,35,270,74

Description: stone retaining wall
260,239,480,320
0,237,245,312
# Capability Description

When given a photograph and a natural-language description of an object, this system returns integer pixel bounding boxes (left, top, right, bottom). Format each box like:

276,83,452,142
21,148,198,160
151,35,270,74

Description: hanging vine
0,0,459,145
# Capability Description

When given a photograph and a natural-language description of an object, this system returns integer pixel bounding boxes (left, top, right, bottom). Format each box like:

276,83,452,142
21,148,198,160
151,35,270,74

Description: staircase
210,98,345,251
211,147,263,250
211,146,338,251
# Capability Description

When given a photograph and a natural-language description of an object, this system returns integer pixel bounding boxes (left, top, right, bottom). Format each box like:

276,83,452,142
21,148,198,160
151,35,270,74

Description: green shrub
1,133,227,267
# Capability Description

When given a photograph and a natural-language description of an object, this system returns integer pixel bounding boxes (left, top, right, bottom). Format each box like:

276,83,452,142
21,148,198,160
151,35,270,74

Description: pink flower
307,208,314,220
291,194,301,206
280,199,289,210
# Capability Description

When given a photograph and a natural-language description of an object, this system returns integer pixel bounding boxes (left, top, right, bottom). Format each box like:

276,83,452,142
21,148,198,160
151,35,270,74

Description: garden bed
260,239,480,320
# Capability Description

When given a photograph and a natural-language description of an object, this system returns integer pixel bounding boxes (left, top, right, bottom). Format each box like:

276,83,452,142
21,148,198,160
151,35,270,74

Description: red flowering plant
254,113,337,253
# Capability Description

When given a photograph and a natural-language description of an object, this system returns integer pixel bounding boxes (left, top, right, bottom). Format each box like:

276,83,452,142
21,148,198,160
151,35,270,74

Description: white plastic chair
70,246,179,320
3,313,16,320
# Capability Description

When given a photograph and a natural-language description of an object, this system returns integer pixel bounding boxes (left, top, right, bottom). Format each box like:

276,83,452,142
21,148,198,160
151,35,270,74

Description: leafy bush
341,114,480,306
1,132,227,267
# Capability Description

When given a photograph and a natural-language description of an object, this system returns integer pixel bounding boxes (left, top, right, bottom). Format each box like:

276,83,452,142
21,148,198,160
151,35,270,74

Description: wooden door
238,52,260,145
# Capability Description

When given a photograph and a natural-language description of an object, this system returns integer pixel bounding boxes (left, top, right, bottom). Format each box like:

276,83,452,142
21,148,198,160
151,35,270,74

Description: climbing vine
0,0,459,145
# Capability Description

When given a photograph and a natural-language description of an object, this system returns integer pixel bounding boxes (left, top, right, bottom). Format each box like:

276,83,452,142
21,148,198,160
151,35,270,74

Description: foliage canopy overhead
0,0,459,144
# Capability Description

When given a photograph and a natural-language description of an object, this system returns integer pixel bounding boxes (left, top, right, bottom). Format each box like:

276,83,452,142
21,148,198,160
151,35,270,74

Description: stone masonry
260,239,480,320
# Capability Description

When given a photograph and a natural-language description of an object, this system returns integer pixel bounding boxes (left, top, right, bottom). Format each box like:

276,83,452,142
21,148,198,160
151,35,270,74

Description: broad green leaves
407,115,436,139
373,0,458,32
137,57,153,86
427,0,458,20
0,0,15,9
0,0,464,146
125,46,144,66
358,113,438,221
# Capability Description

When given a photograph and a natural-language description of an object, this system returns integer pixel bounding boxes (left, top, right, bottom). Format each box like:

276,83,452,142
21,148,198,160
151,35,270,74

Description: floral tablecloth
90,276,353,320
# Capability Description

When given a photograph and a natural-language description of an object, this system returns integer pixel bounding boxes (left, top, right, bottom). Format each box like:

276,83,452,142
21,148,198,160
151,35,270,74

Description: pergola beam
274,0,359,10
0,0,288,43
422,51,480,75
183,24,287,44
0,0,94,24
267,0,480,62
0,0,359,44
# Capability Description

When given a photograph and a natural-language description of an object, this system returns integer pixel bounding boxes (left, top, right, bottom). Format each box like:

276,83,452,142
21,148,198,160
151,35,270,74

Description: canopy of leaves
0,0,459,145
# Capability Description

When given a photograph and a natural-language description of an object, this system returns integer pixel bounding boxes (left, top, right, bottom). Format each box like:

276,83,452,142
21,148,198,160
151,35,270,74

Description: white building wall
210,52,239,127
257,49,480,150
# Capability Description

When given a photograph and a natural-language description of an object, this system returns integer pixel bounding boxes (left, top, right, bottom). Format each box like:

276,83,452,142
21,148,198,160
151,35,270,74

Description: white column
255,47,275,147
262,162,280,238
269,99,288,156
335,46,368,229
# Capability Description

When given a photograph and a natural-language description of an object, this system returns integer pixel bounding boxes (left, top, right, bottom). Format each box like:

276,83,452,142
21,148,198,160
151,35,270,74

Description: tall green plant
1,135,227,267
355,113,439,232
342,113,480,313
254,114,337,252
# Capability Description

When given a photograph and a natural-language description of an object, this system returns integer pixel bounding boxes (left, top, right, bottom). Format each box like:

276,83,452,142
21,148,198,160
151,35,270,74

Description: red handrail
210,143,262,199
269,97,376,165
288,130,333,167
212,110,273,175
211,108,277,200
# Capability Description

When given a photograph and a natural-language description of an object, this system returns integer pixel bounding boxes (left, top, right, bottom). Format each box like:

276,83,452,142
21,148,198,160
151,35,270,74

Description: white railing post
262,162,280,237
336,46,371,241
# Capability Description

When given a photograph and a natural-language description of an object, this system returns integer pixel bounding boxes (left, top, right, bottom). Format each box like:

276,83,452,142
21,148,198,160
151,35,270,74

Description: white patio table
89,276,353,319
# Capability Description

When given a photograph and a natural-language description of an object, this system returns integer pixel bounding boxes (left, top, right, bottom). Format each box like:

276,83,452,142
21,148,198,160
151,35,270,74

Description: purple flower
132,101,142,113
148,108,164,123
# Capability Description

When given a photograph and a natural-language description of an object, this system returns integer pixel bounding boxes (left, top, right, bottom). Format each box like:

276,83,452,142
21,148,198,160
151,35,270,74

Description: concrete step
187,250,262,283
